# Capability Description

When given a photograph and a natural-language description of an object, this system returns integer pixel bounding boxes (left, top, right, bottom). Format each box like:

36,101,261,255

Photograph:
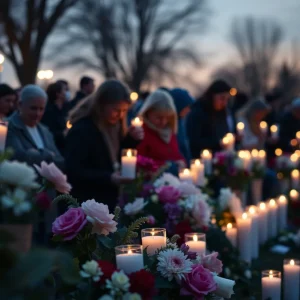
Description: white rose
0,160,39,189
124,198,146,216
123,293,142,300
80,260,103,282
106,271,130,293
154,173,181,188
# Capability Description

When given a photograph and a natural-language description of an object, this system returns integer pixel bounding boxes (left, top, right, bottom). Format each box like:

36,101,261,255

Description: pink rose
34,161,72,194
147,215,156,225
191,196,212,228
178,182,200,197
181,264,217,299
52,207,87,240
156,186,181,204
199,252,223,274
81,199,117,235
137,155,159,173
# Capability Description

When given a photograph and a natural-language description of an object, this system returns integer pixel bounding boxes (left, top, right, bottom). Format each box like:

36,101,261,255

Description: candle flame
238,150,245,158
242,213,247,219
270,125,278,133
151,229,155,236
290,259,295,266
193,235,198,242
290,153,298,163
269,199,276,207
290,189,298,198
223,136,229,144
249,206,256,214
260,121,267,129
134,117,140,123
269,270,273,278
183,168,190,175
259,202,266,210
291,169,299,177
259,150,266,158
251,149,258,157
127,149,132,157
66,120,72,129
195,159,201,166
296,131,300,139
227,223,232,229
275,148,282,156
128,249,132,254
278,195,287,203
237,122,244,130
202,149,210,157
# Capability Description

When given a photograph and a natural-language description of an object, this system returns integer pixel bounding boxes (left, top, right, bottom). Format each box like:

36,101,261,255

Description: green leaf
98,235,114,249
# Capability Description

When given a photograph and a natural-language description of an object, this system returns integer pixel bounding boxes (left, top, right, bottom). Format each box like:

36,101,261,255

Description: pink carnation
81,199,117,235
199,252,223,274
34,161,72,194
181,264,217,299
52,207,87,240
156,185,182,204
137,155,159,173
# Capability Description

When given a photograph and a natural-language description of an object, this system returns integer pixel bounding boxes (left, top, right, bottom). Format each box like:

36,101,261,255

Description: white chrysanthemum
218,188,234,211
106,270,130,295
154,173,181,188
123,293,142,300
0,160,39,189
80,260,103,282
124,198,146,216
157,248,193,281
1,188,31,216
166,238,178,250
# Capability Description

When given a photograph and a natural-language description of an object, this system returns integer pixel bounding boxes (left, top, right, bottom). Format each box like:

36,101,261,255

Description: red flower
36,191,52,210
175,220,193,246
137,155,159,173
129,269,156,299
97,260,117,284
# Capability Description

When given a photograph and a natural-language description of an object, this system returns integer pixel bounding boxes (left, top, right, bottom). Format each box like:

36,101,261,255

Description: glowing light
229,88,237,96
260,121,267,129
66,120,72,129
290,259,295,266
242,213,247,219
193,235,198,242
275,148,282,156
130,92,139,102
0,54,4,64
227,223,233,229
270,125,278,133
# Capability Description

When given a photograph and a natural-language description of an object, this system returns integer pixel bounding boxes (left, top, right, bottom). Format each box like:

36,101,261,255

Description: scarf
144,118,172,143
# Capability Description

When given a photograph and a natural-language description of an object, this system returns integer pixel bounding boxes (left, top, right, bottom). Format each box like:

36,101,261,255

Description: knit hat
20,84,48,103
0,84,15,99
169,88,195,115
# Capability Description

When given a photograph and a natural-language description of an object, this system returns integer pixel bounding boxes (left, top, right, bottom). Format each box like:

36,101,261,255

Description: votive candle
290,189,299,201
179,168,193,184
141,228,166,256
262,270,281,300
131,117,143,128
185,233,206,255
190,159,205,186
236,122,244,136
121,149,137,179
260,121,268,135
270,124,279,139
291,169,299,189
201,149,212,175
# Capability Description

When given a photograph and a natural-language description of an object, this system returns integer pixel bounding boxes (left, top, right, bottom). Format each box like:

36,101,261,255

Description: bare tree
230,17,284,96
54,0,209,91
0,0,79,85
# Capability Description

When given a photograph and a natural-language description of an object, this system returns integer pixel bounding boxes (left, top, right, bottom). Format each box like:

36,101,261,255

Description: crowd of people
0,77,299,219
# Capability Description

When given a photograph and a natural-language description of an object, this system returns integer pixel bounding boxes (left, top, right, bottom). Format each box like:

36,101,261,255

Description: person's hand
111,171,134,185
128,126,144,140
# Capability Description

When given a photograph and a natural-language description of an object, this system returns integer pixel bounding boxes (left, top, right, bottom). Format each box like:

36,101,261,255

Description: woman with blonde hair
137,89,185,170
65,79,143,209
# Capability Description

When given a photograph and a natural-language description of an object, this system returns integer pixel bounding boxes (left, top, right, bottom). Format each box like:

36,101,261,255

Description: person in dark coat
279,98,300,152
186,80,232,158
67,76,95,112
169,88,195,164
0,84,16,120
65,79,143,209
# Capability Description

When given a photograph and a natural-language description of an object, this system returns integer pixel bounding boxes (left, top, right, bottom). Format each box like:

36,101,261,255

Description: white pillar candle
296,131,300,144
121,149,137,179
141,228,166,256
115,245,144,274
222,133,235,151
185,233,206,255
268,199,278,238
0,121,8,151
225,223,237,248
247,206,259,259
236,122,244,136
179,168,193,184
290,189,299,201
283,259,300,300
290,153,299,168
201,149,212,175
236,213,252,263
291,169,299,189
260,121,268,135
277,195,288,232
258,202,268,244
270,124,279,139
190,159,205,186
262,270,281,300
131,117,143,128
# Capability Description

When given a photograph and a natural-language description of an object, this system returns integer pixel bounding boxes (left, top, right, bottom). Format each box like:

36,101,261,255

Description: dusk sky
1,0,299,92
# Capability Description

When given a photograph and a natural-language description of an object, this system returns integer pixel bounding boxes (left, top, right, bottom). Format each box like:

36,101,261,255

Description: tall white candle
247,206,259,259
115,245,144,274
0,121,8,151
260,121,268,135
268,199,278,238
291,169,299,189
141,228,166,256
131,117,143,128
277,195,287,231
179,168,193,184
270,124,279,139
225,223,237,248
236,122,244,136
283,259,300,300
222,133,235,151
236,213,252,263
121,149,137,179
185,233,206,255
258,150,266,167
258,202,268,244
190,159,205,186
262,270,281,300
201,149,212,175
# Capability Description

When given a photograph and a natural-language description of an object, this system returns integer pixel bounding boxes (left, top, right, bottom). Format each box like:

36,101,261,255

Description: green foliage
121,217,148,244
113,206,121,222
52,194,79,208
170,234,180,244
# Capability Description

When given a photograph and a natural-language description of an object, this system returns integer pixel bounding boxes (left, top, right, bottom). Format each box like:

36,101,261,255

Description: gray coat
6,113,65,170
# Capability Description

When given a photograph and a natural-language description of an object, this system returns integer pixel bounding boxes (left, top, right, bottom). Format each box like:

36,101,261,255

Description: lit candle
115,245,144,274
236,122,245,136
290,189,299,201
238,150,252,171
121,149,137,179
283,259,300,300
262,270,281,300
260,121,268,135
277,195,287,231
268,199,278,238
190,159,205,186
185,233,206,255
66,120,72,130
290,153,299,168
270,124,279,139
275,148,282,157
296,131,300,143
236,213,252,263
131,117,143,128
225,223,237,248
222,133,235,151
247,206,259,259
258,202,268,244
291,169,299,189
179,168,193,183
201,149,212,175
141,228,166,256
0,121,8,151
258,150,266,167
